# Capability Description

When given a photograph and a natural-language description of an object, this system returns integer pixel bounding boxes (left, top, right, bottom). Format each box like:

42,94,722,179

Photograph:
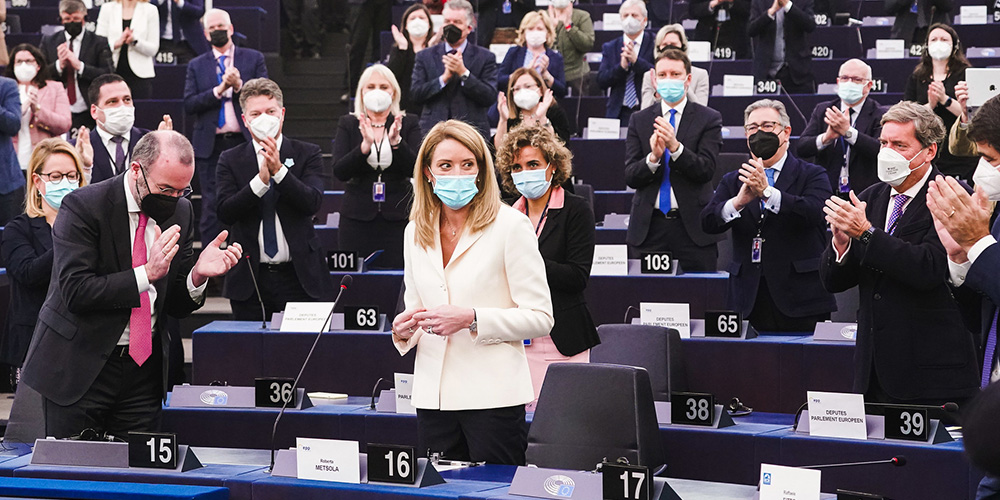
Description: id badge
839,175,850,194
751,237,763,263
373,181,386,203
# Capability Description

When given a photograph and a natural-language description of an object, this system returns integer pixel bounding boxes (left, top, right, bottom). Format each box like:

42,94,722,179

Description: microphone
369,377,390,410
799,455,907,469
623,305,639,324
864,401,960,426
244,255,267,329
775,81,808,126
269,275,353,472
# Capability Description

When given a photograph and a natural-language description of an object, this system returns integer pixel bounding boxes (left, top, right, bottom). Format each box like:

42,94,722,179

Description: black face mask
63,21,83,38
136,166,180,222
442,24,463,45
209,29,230,48
748,130,783,160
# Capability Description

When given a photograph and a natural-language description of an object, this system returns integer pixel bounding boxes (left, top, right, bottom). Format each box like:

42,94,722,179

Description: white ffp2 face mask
363,89,393,113
973,156,1000,201
877,146,925,187
99,105,135,136
249,113,281,141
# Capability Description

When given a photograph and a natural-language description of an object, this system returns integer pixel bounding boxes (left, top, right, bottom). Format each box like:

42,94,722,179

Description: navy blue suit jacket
0,215,52,366
157,0,210,55
0,78,21,193
497,46,567,98
216,137,332,302
964,217,1000,369
411,41,498,138
89,127,150,183
702,152,837,319
747,0,817,86
820,169,979,401
596,32,654,119
625,101,725,248
183,47,268,158
796,97,885,194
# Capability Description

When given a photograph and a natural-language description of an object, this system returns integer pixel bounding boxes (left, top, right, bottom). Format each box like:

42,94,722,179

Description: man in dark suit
0,77,22,226
411,0,497,140
929,95,1000,499
157,0,209,64
702,99,836,331
82,74,150,183
821,101,979,405
596,0,654,122
216,78,332,320
39,0,114,130
797,59,885,195
885,0,952,47
184,7,268,248
625,49,724,272
747,0,817,94
19,131,243,438
689,0,751,59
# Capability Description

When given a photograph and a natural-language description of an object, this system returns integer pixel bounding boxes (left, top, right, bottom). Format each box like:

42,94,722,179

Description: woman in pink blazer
5,44,72,171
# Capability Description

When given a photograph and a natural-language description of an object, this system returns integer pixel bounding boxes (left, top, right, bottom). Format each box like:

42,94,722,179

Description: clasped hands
393,305,475,339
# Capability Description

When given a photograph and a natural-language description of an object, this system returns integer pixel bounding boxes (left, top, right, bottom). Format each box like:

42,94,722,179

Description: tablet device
967,68,1000,107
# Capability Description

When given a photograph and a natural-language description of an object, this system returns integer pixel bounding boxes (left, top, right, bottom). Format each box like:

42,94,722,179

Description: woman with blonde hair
391,120,553,465
96,0,160,99
497,10,567,98
1,138,86,386
641,24,710,107
495,123,598,406
332,64,421,269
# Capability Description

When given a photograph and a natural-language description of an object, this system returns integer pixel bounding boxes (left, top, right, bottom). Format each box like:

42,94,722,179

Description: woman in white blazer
96,0,159,99
640,24,710,107
391,120,554,466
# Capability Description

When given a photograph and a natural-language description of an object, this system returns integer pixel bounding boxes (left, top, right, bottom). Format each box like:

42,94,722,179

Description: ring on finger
426,326,434,335
948,209,956,218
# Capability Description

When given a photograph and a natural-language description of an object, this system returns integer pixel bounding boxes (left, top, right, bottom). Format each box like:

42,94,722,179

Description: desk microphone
369,377,390,410
244,255,267,329
268,275,353,472
800,455,907,469
775,81,808,127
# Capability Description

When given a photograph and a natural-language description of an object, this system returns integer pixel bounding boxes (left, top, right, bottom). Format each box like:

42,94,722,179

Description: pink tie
130,213,152,366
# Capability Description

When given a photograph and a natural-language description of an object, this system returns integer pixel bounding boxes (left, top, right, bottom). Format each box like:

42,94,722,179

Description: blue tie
658,109,678,212
761,168,776,210
262,181,278,258
217,55,228,128
623,41,639,109
983,313,998,387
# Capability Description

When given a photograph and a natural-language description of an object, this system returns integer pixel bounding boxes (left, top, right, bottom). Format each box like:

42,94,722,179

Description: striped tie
623,41,638,108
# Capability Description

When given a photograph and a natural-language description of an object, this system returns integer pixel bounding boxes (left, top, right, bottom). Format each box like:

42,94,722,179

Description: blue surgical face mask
42,178,79,209
511,167,551,200
656,78,686,103
837,81,865,105
431,173,478,210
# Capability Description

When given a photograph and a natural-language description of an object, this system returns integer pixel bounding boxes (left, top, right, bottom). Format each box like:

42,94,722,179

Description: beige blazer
96,1,160,79
394,204,554,411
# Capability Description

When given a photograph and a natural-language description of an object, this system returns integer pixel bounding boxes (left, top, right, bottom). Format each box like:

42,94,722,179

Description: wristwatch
762,186,774,199
469,310,478,333
460,70,471,82
943,97,954,108
844,128,855,140
858,226,876,244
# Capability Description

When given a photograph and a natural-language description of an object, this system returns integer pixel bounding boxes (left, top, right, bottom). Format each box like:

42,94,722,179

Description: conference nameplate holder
652,401,735,428
794,411,952,444
508,467,680,500
30,438,202,472
270,312,388,332
167,385,313,409
813,322,858,342
627,259,682,276
632,318,759,339
271,449,444,487
374,389,396,412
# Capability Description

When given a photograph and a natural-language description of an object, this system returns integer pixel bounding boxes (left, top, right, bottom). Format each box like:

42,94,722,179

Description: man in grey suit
410,0,497,139
19,131,243,438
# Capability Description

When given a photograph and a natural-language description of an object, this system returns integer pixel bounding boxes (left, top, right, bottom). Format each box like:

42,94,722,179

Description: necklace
442,217,458,238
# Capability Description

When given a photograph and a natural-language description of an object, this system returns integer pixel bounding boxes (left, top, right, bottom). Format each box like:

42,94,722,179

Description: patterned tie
887,194,908,235
217,55,228,128
130,213,152,366
983,313,998,387
773,7,786,68
837,108,855,193
623,41,639,109
66,36,77,105
761,168,776,211
112,135,126,174
658,109,678,212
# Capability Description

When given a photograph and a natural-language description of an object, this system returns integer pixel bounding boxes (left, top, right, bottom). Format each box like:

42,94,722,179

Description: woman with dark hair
494,124,599,406
494,67,573,150
903,23,976,181
4,44,71,172
386,3,440,116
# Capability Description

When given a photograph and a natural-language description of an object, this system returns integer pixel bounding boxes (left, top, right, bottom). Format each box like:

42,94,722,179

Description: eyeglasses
744,121,782,134
837,75,869,84
511,83,539,92
139,165,192,198
38,171,80,183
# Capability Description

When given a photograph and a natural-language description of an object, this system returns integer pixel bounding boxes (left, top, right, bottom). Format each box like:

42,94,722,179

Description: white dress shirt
248,135,292,263
56,31,88,114
96,123,130,175
212,46,242,134
721,151,788,221
645,97,686,211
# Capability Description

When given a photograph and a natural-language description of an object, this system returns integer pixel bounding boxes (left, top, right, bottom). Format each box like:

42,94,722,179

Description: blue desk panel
0,477,229,500
249,475,507,500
